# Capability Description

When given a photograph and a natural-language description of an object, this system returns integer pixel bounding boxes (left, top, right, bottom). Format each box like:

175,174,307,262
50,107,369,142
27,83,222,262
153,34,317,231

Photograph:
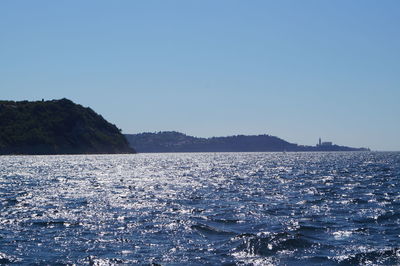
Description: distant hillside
0,99,135,155
125,131,369,153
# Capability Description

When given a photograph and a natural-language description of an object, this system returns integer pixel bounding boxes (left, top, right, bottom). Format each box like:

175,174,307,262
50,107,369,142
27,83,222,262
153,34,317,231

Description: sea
0,152,399,265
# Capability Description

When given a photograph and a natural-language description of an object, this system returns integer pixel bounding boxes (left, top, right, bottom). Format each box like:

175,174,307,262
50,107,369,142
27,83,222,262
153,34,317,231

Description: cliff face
0,98,135,155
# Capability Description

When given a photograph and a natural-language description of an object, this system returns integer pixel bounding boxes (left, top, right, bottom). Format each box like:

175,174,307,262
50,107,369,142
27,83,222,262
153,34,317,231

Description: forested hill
0,99,135,155
125,131,369,153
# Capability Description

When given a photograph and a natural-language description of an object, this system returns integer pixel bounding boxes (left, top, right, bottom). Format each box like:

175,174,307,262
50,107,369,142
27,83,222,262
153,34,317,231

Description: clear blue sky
1,1,399,151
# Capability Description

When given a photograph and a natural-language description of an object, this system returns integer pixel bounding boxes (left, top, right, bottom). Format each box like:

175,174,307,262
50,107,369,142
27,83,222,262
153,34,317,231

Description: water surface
1,152,399,265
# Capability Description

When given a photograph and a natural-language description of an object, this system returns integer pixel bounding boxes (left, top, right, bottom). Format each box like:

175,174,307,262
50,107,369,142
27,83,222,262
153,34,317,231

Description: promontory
0,98,135,155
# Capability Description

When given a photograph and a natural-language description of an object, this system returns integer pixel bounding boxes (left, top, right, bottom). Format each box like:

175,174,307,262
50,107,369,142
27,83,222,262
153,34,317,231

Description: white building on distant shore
317,138,333,147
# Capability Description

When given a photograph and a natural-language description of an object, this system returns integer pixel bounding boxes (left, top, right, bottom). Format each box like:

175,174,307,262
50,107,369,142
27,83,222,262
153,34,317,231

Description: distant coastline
0,99,370,155
125,131,370,153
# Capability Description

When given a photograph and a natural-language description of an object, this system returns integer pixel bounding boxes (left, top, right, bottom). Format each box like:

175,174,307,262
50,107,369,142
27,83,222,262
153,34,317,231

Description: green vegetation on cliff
0,98,135,155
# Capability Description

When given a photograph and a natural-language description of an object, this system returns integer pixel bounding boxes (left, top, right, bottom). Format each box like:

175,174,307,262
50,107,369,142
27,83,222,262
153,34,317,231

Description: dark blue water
1,152,399,265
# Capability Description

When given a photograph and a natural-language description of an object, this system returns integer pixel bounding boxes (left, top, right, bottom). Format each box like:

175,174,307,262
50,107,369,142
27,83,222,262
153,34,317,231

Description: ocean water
0,152,399,265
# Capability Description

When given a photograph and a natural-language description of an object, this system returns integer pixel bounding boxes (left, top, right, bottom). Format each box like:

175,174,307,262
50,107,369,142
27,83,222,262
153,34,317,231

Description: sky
1,1,399,151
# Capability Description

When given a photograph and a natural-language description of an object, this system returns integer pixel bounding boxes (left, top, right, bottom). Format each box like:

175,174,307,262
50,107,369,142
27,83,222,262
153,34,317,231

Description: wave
332,248,400,265
232,231,314,257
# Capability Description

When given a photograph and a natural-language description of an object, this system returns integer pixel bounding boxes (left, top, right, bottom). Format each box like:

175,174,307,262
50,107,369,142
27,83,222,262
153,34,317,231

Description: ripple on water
0,152,399,264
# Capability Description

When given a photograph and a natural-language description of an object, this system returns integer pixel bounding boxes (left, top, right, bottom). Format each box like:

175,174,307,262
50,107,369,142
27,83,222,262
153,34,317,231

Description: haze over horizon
1,1,399,151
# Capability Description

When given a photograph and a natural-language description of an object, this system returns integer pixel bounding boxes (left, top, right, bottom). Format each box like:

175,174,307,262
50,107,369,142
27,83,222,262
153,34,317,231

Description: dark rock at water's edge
0,98,135,155
125,131,369,153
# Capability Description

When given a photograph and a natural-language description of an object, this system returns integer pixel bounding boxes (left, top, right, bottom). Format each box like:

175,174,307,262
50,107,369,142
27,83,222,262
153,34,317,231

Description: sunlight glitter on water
0,152,399,264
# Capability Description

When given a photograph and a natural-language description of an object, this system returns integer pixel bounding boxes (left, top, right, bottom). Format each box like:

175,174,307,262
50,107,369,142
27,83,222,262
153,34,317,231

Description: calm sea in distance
1,152,399,265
